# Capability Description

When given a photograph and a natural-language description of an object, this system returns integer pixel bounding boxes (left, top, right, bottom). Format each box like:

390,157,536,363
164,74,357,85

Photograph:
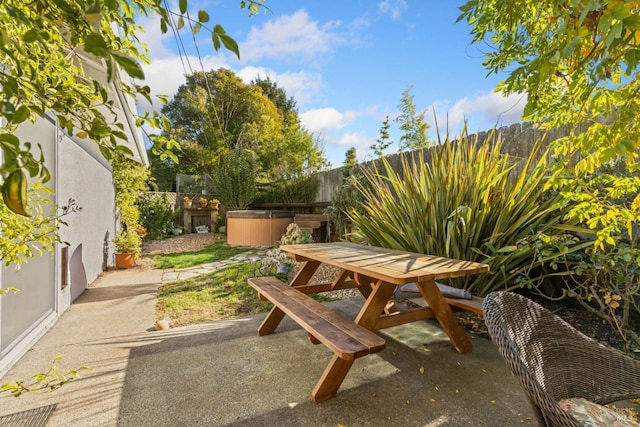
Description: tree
458,1,640,249
343,147,357,169
252,76,297,120
395,86,431,152
162,68,282,177
370,116,393,157
159,69,328,188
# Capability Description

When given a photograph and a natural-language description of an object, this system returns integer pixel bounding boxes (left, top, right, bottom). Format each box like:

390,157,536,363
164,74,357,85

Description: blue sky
138,1,525,167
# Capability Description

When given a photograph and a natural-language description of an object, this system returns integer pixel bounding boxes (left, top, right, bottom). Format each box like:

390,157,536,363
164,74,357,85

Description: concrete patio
0,263,536,426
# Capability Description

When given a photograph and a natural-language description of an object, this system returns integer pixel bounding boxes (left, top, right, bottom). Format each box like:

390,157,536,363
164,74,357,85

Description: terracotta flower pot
115,252,135,269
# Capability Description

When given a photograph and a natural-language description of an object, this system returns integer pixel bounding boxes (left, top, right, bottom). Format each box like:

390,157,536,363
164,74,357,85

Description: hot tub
226,210,294,246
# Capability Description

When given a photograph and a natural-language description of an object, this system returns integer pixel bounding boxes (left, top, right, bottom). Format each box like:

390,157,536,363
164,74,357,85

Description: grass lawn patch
150,242,250,269
156,262,273,327
156,261,333,327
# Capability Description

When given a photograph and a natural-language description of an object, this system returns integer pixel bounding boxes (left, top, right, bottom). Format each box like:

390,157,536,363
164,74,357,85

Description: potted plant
208,198,220,210
198,196,208,208
183,195,192,208
113,230,142,269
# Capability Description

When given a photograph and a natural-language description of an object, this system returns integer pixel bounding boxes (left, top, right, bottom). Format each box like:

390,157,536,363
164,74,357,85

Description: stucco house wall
0,57,146,376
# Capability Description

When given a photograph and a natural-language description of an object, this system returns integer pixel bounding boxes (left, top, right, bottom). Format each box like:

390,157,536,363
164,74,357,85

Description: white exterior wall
0,119,58,372
0,50,145,375
0,115,119,376
56,128,117,307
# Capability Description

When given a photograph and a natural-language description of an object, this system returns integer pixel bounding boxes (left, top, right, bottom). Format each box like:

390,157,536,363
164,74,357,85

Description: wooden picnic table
249,242,489,402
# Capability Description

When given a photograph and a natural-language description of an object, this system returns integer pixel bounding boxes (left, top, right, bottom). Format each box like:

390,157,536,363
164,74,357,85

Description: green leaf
211,32,221,51
192,22,201,35
0,133,20,147
109,50,145,79
198,10,209,23
22,29,39,44
213,24,226,36
179,0,187,14
12,106,30,124
219,34,240,59
83,33,108,57
177,17,184,31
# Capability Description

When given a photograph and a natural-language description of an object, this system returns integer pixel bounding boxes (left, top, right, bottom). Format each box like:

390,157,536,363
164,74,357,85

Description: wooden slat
374,307,436,330
280,242,489,285
248,277,386,360
407,296,485,316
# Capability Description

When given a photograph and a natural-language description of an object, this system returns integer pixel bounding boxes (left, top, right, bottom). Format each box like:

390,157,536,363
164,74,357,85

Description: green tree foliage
112,154,151,255
252,76,297,120
349,130,587,297
138,194,175,240
459,0,640,249
0,1,261,215
371,116,393,157
343,147,357,169
212,148,257,210
396,86,431,152
159,69,327,185
325,148,363,239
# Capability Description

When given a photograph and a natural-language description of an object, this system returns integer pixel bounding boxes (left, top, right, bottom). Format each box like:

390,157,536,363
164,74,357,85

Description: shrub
326,165,367,239
556,243,640,348
349,129,585,297
280,223,314,245
211,148,257,210
138,193,175,240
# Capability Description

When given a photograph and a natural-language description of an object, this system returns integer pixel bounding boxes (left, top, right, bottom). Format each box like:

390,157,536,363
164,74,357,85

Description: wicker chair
483,291,640,426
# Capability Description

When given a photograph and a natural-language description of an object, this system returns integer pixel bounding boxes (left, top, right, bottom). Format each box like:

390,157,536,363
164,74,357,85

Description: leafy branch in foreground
459,1,640,249
1,357,90,398
0,0,266,216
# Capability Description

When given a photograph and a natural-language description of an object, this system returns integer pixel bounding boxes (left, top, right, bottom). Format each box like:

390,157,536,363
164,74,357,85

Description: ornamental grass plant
349,129,587,297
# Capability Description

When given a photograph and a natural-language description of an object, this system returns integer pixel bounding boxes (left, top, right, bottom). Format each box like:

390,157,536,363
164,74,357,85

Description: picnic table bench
248,276,386,402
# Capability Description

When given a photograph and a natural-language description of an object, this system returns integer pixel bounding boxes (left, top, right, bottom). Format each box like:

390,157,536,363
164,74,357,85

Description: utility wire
184,9,227,146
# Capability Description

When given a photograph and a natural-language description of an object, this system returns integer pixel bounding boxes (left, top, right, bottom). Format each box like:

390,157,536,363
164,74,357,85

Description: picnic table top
279,242,489,285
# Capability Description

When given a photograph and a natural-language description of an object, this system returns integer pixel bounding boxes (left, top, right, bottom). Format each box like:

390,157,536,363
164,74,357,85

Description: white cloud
428,91,526,133
240,10,343,62
378,0,408,21
299,108,359,133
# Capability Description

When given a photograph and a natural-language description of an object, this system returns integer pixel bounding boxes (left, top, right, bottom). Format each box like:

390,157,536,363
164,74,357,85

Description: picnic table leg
289,260,321,286
354,280,396,329
312,355,354,403
257,260,321,335
257,306,286,335
416,279,472,354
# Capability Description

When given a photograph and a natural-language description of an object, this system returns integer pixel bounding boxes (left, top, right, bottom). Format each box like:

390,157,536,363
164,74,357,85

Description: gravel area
141,232,223,256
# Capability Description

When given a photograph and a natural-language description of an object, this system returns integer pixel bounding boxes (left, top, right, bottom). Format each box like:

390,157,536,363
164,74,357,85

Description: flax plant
349,130,586,296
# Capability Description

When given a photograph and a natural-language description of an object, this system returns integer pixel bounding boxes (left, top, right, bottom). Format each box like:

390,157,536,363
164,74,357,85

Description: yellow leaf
419,367,425,374
76,131,88,139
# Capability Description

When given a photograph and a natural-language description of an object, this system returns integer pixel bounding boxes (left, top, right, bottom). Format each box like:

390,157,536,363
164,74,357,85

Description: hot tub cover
226,210,295,219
